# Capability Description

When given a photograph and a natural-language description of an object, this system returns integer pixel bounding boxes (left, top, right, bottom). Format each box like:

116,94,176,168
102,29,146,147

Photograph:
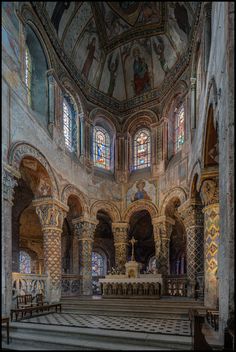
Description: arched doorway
128,210,155,273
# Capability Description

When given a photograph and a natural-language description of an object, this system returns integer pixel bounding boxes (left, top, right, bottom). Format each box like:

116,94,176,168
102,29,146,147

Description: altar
99,237,163,298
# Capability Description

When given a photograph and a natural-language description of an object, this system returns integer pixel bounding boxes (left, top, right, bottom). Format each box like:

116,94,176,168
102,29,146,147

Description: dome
34,2,200,111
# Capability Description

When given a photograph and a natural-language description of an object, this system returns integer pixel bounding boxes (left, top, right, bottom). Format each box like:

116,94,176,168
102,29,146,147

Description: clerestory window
133,128,151,170
93,126,111,170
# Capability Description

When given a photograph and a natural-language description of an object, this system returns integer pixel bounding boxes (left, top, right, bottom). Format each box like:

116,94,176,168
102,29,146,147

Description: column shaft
112,223,129,273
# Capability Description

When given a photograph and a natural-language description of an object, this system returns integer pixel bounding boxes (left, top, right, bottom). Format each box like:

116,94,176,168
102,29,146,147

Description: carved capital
74,220,97,242
33,198,68,231
112,223,129,244
3,165,20,204
178,200,204,227
200,179,219,206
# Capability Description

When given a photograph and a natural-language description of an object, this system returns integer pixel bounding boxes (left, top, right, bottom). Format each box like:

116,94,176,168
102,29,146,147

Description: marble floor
19,312,191,336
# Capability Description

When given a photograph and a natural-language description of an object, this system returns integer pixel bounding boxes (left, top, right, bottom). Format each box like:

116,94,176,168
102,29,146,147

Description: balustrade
12,272,49,306
61,274,81,296
164,275,188,297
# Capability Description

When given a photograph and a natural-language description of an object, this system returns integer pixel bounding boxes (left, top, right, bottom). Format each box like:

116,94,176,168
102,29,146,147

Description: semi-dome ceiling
34,2,200,110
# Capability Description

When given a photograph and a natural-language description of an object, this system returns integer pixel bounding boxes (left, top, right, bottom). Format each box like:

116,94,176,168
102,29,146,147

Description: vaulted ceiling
33,2,200,112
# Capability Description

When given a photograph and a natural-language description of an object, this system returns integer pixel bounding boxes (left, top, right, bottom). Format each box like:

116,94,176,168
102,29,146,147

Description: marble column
190,77,197,133
152,217,174,276
74,217,97,295
178,200,204,298
33,198,68,303
2,165,20,315
200,178,219,308
112,223,129,273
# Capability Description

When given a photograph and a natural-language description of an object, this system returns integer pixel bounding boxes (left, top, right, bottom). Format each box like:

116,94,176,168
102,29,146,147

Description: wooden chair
16,295,32,309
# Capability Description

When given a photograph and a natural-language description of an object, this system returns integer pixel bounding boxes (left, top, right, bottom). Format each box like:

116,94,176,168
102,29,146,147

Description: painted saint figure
81,37,97,79
107,53,119,97
153,36,169,74
132,48,151,95
132,180,151,201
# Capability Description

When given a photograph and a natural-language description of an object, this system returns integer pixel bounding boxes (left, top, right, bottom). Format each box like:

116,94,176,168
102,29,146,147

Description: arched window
25,46,32,105
63,95,77,153
93,126,111,170
133,128,151,169
174,104,185,153
19,250,31,274
92,252,105,277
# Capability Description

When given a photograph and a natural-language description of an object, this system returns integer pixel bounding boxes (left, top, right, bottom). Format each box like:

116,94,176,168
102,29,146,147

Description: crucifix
129,236,137,261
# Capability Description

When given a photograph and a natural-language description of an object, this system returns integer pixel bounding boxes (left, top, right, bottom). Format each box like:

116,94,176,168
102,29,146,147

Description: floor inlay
19,312,191,336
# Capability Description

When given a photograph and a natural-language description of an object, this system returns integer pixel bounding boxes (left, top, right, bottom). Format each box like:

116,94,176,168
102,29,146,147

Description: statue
129,236,137,261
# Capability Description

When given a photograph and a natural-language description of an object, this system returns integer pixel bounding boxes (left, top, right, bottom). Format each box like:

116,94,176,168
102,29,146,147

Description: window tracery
133,128,151,169
93,126,111,170
174,104,185,153
92,251,105,276
63,95,77,153
19,250,31,274
25,46,32,105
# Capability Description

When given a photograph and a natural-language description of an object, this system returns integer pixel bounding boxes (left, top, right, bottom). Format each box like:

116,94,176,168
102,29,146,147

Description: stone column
112,223,129,273
74,217,97,295
178,200,204,297
152,217,174,275
33,198,68,303
200,179,219,308
190,77,197,133
71,218,80,274
2,165,20,315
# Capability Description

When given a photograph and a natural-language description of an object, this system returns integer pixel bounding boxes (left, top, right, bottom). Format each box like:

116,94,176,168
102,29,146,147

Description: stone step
2,322,192,350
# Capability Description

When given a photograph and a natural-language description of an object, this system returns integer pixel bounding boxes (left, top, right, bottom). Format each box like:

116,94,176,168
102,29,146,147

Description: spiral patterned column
152,217,174,276
112,223,129,273
178,201,204,298
200,178,219,308
33,198,68,303
74,217,97,295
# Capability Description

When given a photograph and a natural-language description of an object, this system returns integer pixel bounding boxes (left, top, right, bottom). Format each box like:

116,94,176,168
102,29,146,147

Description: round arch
160,187,188,216
61,184,89,216
8,141,59,197
122,200,158,223
122,110,157,135
90,200,121,223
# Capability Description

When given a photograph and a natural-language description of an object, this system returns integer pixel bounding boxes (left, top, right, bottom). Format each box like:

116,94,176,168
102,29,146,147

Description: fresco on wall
63,2,93,55
58,3,76,41
74,19,104,86
127,179,156,205
137,2,161,24
2,26,19,63
100,2,130,39
51,2,71,33
2,2,19,32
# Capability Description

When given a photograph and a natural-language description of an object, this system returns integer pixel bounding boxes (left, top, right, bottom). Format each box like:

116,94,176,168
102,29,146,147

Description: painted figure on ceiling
132,48,151,95
139,2,160,23
51,2,70,33
153,36,169,74
107,53,119,97
81,37,97,79
171,3,191,36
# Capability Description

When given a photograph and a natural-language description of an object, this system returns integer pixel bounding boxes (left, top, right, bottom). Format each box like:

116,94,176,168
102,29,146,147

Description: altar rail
61,274,81,296
12,272,49,304
164,275,188,296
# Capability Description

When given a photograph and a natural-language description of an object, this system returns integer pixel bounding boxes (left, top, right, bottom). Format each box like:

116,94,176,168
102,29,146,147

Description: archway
93,210,115,295
128,210,154,272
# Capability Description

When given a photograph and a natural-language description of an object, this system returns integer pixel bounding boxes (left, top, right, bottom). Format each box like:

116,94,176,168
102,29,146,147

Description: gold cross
129,236,137,261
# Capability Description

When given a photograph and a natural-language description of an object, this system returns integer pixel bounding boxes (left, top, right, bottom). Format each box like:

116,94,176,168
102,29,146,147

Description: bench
11,303,62,321
189,309,212,351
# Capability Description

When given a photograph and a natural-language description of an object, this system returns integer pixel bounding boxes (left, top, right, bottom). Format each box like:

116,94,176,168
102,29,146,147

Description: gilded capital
200,179,219,206
74,220,97,241
3,165,20,204
178,200,204,227
33,198,68,231
112,223,129,244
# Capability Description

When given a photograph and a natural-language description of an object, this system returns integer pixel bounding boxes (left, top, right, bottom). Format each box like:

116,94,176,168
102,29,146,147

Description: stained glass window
174,104,185,153
63,95,77,152
92,252,105,276
25,46,32,105
93,127,111,170
19,251,31,274
133,128,151,169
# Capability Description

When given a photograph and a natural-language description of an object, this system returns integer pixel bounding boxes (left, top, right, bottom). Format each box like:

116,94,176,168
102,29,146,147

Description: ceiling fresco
36,2,200,110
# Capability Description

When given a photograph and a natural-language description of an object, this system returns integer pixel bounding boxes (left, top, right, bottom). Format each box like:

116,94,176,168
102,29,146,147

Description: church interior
2,2,234,350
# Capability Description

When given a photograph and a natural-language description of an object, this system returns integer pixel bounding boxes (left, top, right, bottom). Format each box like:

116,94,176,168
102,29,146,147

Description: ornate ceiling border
31,2,201,118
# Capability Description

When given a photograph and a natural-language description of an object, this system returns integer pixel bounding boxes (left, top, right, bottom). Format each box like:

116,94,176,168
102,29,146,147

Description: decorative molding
61,184,90,216
2,166,20,204
159,187,188,215
9,142,59,197
90,200,121,222
122,199,158,222
200,179,219,206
